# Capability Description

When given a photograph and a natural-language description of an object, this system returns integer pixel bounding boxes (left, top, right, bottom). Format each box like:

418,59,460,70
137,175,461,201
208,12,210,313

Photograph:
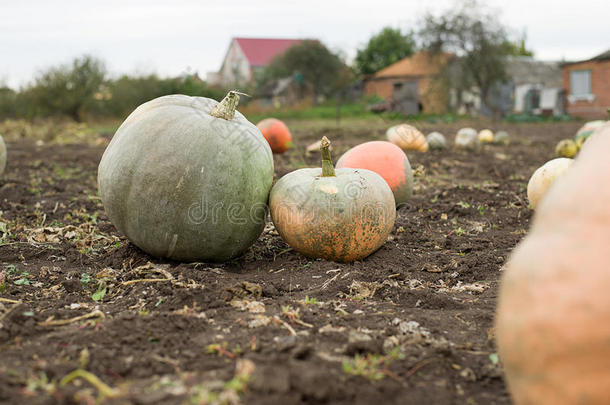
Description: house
256,76,307,108
562,49,610,118
506,57,564,115
364,52,452,115
450,57,564,117
207,38,303,87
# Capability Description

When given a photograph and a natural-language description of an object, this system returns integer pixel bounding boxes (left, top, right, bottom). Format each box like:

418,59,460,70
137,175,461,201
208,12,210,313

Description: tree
419,0,510,116
104,73,224,118
261,41,351,104
28,55,106,121
0,86,17,119
501,35,534,57
355,27,417,75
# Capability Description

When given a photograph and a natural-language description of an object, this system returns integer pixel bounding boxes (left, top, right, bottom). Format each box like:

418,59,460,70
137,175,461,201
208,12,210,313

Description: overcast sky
1,0,608,89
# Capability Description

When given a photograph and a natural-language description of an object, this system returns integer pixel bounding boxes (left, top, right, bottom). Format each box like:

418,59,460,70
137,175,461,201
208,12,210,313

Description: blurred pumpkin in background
455,127,480,150
526,157,574,209
386,124,428,152
493,131,510,145
426,132,446,150
478,128,494,143
257,118,293,154
555,139,578,158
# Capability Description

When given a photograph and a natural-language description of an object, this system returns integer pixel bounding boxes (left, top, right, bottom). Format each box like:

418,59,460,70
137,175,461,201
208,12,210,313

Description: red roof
234,38,302,67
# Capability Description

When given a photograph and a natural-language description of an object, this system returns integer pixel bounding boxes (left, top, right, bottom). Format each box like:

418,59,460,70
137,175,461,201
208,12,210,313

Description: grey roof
505,57,563,87
591,49,610,61
562,49,610,66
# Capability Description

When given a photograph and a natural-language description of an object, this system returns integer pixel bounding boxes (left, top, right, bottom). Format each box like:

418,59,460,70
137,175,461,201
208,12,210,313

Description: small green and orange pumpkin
269,137,396,262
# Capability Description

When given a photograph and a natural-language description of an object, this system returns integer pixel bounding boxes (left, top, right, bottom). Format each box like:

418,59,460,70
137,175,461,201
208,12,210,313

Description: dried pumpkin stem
210,90,250,121
320,136,335,177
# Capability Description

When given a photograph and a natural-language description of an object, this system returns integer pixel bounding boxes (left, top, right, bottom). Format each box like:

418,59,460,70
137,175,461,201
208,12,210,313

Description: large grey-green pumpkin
0,135,6,175
97,93,274,262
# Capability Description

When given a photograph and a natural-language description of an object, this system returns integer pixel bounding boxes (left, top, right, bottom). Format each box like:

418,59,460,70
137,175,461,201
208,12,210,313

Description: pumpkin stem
320,136,336,177
210,90,250,120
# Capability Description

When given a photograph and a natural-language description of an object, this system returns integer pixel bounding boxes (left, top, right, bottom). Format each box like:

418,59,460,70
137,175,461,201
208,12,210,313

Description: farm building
506,57,564,116
255,75,308,108
561,49,610,118
363,52,453,115
450,57,564,117
207,37,303,87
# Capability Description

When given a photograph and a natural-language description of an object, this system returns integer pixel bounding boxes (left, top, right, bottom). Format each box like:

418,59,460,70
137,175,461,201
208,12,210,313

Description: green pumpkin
493,131,510,145
0,135,6,175
98,92,274,262
426,132,446,150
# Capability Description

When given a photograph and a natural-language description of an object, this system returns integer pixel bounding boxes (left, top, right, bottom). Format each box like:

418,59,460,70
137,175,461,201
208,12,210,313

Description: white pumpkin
426,132,446,150
455,128,479,150
526,158,574,209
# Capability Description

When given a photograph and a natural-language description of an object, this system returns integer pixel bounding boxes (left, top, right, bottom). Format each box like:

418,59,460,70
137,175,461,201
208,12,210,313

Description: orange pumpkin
336,141,413,206
256,118,293,154
269,137,396,262
496,123,610,405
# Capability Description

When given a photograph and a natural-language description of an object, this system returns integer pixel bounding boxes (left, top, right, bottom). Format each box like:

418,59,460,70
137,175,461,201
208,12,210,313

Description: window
570,70,592,96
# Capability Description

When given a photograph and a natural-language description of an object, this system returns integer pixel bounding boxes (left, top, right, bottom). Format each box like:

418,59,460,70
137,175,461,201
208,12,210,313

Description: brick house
364,52,452,114
562,49,610,118
207,38,303,87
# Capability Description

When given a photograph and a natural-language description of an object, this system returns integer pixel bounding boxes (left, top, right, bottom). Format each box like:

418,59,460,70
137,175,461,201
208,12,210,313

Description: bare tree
419,0,509,116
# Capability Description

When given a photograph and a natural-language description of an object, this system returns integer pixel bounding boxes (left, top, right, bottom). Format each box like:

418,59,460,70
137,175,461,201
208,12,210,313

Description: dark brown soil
0,120,580,404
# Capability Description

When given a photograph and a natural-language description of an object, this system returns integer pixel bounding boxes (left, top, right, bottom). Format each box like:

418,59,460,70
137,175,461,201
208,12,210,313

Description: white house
207,37,303,87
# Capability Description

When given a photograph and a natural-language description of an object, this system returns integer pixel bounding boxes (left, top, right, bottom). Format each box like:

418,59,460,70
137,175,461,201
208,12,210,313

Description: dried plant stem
39,309,105,326
121,278,170,286
60,369,119,398
273,316,297,336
